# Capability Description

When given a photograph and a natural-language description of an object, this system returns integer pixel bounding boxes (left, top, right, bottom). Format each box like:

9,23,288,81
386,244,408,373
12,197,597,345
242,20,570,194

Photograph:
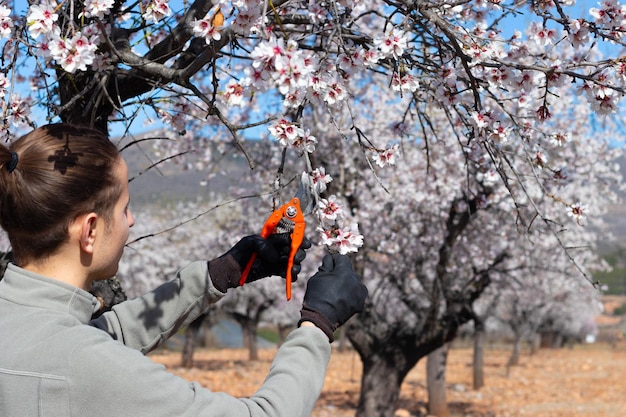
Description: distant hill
119,131,255,207
120,132,626,239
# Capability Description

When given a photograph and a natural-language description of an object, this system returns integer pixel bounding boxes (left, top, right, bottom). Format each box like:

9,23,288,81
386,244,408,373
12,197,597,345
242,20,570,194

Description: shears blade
294,172,316,217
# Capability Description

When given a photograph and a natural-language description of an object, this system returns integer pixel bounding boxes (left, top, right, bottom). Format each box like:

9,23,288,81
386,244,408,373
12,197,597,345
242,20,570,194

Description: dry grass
149,341,626,417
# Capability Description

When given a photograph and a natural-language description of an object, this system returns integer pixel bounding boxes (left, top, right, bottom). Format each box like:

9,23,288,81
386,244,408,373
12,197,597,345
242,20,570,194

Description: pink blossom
374,28,408,60
338,47,376,74
158,98,191,132
7,94,32,128
371,144,400,168
81,0,115,19
615,61,626,83
489,121,511,143
591,92,619,115
306,0,326,24
143,0,171,24
471,111,492,129
0,73,8,96
323,81,347,105
220,79,247,107
515,70,540,92
363,49,381,66
391,73,420,93
589,0,626,29
268,119,304,147
192,13,222,44
50,32,98,73
318,223,364,255
292,129,317,153
486,67,508,88
283,89,306,109
231,6,263,35
567,201,588,225
528,21,558,47
0,4,13,38
311,167,332,193
536,105,552,121
318,196,344,223
27,3,58,38
250,36,317,98
568,19,590,48
550,131,571,147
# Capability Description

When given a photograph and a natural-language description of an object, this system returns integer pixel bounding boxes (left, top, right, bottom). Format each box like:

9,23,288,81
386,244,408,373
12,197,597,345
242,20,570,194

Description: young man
0,123,368,416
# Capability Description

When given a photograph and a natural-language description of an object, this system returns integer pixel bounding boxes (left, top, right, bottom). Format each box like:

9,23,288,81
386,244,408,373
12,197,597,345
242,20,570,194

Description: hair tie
7,151,18,173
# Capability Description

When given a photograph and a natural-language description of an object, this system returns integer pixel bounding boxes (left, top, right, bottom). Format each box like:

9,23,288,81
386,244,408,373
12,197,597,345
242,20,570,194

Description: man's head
0,124,124,266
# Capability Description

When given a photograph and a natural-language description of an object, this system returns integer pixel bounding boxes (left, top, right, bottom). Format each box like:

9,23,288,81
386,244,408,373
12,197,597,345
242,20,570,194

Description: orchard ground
150,341,626,417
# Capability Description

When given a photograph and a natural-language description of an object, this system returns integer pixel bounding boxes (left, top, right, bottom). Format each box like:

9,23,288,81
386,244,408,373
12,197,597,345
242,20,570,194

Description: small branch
126,193,264,245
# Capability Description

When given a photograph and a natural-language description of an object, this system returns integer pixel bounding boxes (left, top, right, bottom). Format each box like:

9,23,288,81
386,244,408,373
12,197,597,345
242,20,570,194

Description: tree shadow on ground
397,398,496,417
185,359,253,371
316,393,495,417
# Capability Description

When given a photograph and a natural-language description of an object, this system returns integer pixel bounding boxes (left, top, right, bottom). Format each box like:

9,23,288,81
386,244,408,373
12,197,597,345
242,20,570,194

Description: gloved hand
298,254,368,342
208,234,311,292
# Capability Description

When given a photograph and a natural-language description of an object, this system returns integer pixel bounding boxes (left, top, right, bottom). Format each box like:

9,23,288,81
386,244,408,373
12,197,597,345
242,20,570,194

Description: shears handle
238,216,279,286
238,197,305,300
284,221,305,300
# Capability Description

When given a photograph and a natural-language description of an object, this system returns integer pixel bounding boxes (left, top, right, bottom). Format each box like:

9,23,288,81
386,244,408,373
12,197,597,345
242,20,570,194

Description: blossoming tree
1,0,626,415
0,0,623,254
321,98,621,416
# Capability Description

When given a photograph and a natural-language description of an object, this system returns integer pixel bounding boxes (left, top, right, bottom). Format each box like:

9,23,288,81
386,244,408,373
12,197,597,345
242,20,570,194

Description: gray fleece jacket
0,262,331,417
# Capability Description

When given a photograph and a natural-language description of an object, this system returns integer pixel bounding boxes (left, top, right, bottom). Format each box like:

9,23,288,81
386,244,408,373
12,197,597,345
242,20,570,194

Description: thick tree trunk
473,318,486,390
427,344,450,417
181,314,207,368
356,354,407,417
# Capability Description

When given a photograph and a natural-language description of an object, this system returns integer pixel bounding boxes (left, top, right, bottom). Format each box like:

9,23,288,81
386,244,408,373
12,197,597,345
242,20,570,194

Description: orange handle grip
239,197,305,300
284,222,306,300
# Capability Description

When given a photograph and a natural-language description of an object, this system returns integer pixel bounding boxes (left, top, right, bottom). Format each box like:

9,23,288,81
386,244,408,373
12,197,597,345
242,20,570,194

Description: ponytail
0,124,122,265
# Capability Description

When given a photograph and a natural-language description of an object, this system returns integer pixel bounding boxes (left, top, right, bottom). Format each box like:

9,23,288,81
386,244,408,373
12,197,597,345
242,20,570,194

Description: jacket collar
0,263,100,323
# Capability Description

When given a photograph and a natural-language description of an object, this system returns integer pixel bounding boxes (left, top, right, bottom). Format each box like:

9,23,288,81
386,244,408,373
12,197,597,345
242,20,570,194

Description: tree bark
240,318,259,360
507,331,523,375
427,344,450,417
473,318,486,390
355,354,407,417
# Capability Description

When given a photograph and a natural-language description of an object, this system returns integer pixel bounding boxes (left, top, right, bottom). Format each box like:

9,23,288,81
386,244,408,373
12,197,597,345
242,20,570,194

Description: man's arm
90,261,221,353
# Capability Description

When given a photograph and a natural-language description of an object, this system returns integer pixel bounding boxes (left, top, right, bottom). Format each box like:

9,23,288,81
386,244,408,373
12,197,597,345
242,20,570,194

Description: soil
149,342,626,417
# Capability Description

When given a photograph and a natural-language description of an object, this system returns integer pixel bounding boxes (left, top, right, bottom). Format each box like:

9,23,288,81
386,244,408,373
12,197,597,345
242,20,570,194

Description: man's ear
77,213,98,254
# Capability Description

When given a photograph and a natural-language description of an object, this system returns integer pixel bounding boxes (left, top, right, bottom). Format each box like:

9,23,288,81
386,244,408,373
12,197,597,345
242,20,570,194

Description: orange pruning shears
239,173,315,300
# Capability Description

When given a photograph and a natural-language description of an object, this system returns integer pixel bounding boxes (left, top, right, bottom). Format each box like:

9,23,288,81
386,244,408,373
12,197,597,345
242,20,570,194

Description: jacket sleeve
90,261,223,353
70,325,332,417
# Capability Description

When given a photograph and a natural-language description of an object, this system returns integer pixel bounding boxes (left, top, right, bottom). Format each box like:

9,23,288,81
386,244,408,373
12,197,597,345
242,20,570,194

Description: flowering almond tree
321,100,621,416
1,0,626,415
1,0,624,254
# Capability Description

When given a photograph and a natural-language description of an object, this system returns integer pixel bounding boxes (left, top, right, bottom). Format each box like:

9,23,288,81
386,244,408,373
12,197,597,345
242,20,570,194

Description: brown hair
0,124,122,265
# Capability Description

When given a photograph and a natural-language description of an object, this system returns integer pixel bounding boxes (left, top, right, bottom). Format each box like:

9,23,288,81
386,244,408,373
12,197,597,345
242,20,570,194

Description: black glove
298,254,368,342
208,234,311,292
